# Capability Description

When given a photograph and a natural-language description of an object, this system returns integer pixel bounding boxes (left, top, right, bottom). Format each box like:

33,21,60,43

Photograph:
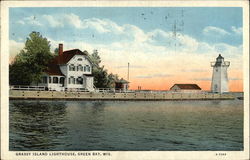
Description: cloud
17,20,25,25
43,13,123,34
231,26,242,35
17,37,23,41
10,17,243,63
203,26,230,36
147,29,199,51
191,78,211,81
63,13,83,29
38,13,147,43
23,16,43,26
10,17,243,71
17,14,241,56
42,15,64,28
9,40,25,62
19,13,169,44
9,17,243,88
192,77,242,81
229,77,242,80
115,65,146,69
213,43,242,56
135,75,153,79
47,38,95,53
182,69,206,72
135,73,173,79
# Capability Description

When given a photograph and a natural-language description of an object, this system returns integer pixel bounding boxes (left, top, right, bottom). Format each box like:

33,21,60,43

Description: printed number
216,153,227,156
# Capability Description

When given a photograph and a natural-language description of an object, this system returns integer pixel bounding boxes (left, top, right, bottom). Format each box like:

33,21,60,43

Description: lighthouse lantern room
211,54,230,93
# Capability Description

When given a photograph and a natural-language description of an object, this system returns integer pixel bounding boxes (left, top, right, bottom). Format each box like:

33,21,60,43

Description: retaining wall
9,90,235,100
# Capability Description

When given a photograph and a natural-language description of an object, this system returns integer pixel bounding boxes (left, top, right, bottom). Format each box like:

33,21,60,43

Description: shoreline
9,90,236,101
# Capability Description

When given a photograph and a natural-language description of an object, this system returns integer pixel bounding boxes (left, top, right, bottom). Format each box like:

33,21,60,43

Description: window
214,84,218,90
77,65,83,71
69,76,75,84
76,77,83,84
53,77,58,83
60,77,64,84
42,76,47,83
69,64,75,71
78,58,83,61
85,65,91,72
49,77,52,83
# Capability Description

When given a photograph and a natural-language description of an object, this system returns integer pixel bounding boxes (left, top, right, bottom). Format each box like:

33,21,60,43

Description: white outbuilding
170,84,202,93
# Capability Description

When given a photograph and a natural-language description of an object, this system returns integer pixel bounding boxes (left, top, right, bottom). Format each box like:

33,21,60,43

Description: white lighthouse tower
211,54,230,93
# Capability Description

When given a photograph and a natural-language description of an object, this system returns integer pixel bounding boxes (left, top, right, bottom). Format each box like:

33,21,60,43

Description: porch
39,75,65,91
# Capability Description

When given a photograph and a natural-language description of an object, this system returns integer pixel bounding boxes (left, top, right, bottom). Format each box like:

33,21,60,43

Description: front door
60,77,65,87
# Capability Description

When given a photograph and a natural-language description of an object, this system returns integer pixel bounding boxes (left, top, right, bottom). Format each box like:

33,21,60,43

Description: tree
89,49,101,66
89,50,121,88
92,66,109,88
9,62,34,85
9,31,53,85
107,73,119,88
54,48,59,56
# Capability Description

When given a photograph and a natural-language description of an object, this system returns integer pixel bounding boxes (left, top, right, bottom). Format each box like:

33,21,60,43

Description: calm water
9,99,243,151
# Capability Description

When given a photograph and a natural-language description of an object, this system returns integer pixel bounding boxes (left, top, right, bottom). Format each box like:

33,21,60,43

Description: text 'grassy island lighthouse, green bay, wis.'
211,54,230,93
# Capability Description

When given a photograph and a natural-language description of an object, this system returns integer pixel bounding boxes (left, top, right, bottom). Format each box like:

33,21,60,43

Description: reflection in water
10,100,243,151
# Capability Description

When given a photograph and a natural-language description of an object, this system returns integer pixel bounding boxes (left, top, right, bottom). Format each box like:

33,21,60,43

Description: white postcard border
1,1,249,160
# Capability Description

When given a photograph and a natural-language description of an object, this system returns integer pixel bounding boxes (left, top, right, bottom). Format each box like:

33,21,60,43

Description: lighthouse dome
216,54,224,60
215,54,224,66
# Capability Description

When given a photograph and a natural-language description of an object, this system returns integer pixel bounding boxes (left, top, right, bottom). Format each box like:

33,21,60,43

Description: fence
10,85,46,91
95,88,135,93
10,85,212,94
64,88,89,92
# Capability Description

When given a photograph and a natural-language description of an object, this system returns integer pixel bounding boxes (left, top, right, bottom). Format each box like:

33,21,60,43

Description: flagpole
127,62,130,81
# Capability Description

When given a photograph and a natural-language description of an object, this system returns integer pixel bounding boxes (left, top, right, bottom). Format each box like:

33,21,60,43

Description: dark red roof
115,78,129,83
46,63,64,76
170,84,201,90
45,49,88,76
57,49,88,65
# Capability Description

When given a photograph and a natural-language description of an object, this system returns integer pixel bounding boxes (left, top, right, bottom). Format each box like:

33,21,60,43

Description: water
9,99,243,151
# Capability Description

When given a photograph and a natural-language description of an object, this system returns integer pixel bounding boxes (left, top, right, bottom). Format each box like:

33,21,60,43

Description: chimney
59,43,63,56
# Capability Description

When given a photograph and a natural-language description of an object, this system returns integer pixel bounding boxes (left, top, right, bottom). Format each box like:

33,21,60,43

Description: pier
9,90,235,101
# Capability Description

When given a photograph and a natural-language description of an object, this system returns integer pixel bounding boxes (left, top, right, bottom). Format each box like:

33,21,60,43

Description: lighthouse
211,54,230,93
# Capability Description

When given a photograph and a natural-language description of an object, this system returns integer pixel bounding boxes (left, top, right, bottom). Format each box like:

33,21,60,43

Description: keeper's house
170,84,202,93
38,44,94,91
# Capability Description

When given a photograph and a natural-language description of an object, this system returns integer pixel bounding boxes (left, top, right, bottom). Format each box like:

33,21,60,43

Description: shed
115,78,129,91
170,84,202,92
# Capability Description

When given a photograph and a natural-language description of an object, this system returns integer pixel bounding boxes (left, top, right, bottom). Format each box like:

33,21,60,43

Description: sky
9,7,243,91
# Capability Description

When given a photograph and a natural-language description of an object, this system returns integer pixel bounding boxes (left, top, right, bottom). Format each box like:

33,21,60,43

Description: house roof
57,49,88,65
170,84,201,90
46,63,64,76
45,49,90,76
115,78,129,83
